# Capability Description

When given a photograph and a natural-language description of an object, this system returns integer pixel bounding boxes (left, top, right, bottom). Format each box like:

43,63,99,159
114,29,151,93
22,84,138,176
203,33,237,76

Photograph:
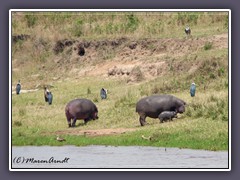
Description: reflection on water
11,145,228,169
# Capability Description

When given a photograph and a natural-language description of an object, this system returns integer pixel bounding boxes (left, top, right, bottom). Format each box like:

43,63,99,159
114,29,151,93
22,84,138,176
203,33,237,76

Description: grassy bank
12,76,228,151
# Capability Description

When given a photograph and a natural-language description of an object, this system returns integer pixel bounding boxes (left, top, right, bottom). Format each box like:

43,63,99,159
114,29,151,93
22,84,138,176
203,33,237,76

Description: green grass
11,76,228,151
12,116,228,151
12,12,228,40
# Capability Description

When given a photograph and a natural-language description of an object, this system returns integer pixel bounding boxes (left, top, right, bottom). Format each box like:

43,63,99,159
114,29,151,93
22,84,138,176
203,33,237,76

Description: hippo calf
158,111,177,123
65,98,98,127
136,94,186,126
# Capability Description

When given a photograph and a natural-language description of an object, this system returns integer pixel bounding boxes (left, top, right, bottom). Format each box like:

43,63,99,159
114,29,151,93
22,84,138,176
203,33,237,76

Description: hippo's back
65,98,97,116
136,94,184,118
136,95,173,110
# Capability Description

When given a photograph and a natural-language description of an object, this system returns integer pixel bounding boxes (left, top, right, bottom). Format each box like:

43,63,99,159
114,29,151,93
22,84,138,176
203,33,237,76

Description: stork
100,88,107,99
190,82,196,97
185,25,191,36
44,86,53,105
16,80,21,95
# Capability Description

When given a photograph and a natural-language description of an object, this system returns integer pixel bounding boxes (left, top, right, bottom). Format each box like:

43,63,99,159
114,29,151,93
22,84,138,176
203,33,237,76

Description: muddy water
11,145,228,169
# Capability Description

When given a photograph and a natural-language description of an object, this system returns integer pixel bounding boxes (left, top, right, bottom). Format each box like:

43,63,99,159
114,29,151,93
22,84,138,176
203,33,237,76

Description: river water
11,145,228,169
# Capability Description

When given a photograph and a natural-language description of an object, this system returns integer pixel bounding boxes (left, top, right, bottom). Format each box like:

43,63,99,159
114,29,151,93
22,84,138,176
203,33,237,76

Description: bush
204,42,213,50
93,97,99,103
87,87,91,94
177,12,199,25
129,66,144,82
13,121,22,127
186,96,228,121
19,108,26,117
25,14,37,28
125,14,139,33
72,19,84,37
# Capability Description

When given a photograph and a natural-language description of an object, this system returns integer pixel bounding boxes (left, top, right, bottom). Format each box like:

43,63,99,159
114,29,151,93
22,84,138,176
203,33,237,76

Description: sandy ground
44,128,138,137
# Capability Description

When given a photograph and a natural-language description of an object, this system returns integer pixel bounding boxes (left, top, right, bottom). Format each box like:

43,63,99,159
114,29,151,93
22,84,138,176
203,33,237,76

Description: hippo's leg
139,113,146,126
71,117,77,127
84,118,90,124
67,117,72,128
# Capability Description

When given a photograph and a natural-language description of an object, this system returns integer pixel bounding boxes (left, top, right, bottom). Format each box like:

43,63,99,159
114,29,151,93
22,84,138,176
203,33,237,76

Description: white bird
56,136,66,142
185,26,191,35
141,135,152,141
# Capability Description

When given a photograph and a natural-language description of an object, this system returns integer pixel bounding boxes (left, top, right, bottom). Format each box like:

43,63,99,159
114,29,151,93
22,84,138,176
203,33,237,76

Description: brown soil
12,33,228,89
51,33,228,81
44,128,138,137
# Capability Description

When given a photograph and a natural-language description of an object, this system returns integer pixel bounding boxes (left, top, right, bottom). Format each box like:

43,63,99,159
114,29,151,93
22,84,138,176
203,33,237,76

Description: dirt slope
51,33,228,80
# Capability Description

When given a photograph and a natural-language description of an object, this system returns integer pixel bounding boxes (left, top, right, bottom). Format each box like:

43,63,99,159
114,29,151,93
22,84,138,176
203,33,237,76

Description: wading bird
56,136,66,142
44,86,53,105
47,92,53,105
100,88,107,99
16,80,21,95
185,25,191,36
190,82,196,97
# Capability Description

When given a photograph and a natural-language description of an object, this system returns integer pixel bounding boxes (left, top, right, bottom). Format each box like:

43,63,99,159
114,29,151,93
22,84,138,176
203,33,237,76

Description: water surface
11,145,228,169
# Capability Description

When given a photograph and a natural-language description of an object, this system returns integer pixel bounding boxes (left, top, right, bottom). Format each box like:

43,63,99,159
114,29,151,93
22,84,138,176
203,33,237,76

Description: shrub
177,12,199,25
73,19,84,37
87,87,91,94
125,14,139,33
25,14,37,28
218,67,225,77
204,42,213,50
13,121,22,127
93,97,99,103
129,66,144,82
19,108,26,117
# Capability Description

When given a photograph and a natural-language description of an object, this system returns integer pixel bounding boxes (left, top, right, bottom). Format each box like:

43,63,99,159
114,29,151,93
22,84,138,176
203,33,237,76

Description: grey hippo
158,111,177,123
136,94,186,126
65,98,99,127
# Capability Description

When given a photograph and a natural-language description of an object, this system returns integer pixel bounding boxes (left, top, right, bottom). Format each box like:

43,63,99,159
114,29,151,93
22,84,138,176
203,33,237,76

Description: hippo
136,94,186,126
158,111,177,123
65,98,99,127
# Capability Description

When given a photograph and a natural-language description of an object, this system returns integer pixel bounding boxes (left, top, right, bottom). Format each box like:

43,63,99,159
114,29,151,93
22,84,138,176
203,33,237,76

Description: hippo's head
172,111,178,117
177,105,185,114
92,112,99,120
